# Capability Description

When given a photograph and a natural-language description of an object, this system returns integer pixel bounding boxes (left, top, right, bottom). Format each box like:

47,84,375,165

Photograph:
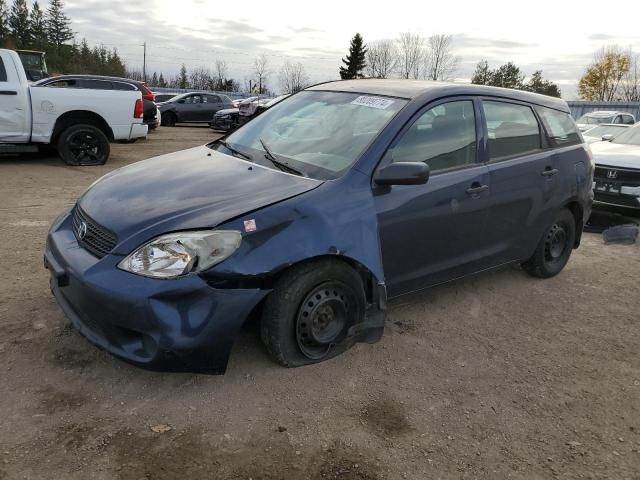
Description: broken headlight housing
118,230,242,279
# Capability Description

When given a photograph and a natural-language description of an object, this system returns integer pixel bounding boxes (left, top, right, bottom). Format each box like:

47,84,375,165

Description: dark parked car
36,75,160,130
159,92,234,126
45,80,593,374
210,95,289,132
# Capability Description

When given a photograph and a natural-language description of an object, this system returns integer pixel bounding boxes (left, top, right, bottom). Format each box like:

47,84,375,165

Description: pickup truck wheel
522,209,576,278
57,124,110,166
260,260,365,368
161,112,176,127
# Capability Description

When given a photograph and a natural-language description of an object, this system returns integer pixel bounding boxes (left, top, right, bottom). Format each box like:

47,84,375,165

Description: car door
175,94,201,122
480,99,554,264
375,98,492,297
203,95,222,120
0,53,30,142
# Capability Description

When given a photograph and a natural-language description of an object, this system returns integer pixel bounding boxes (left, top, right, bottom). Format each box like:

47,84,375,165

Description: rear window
80,79,114,90
0,58,6,82
483,101,541,160
537,107,582,147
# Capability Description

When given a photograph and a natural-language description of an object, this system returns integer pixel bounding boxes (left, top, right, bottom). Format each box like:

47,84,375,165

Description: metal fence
567,101,640,120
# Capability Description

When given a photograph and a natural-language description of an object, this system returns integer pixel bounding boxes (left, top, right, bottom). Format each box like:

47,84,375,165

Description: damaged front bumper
45,213,269,374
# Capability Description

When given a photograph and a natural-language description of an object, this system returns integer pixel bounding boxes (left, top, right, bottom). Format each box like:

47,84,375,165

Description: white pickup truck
0,49,147,165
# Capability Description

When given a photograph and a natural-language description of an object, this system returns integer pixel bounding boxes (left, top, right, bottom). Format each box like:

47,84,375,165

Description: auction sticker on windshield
350,96,395,109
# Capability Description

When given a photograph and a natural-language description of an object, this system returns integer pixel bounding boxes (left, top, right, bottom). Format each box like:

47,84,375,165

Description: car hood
78,146,322,253
216,108,239,115
591,142,640,169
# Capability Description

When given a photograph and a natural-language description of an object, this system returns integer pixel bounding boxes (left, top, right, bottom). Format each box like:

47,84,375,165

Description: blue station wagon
45,80,594,374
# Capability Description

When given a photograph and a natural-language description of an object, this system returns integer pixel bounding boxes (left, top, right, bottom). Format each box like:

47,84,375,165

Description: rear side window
47,79,78,88
390,100,477,172
623,115,635,125
80,79,114,89
112,81,136,91
0,58,7,82
483,101,541,160
537,107,582,147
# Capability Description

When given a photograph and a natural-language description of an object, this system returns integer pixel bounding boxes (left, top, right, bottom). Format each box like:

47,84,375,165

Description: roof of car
306,79,570,111
582,111,627,117
37,74,145,86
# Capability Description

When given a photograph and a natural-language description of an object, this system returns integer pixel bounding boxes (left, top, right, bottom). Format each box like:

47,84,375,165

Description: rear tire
57,124,110,166
522,209,576,278
161,112,177,127
260,260,365,368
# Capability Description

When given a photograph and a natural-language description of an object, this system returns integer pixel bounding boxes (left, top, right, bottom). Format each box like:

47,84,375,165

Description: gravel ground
0,126,638,480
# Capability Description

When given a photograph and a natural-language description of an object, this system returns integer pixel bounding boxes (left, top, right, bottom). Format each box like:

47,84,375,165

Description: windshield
577,114,614,125
216,91,407,180
611,125,640,146
584,125,627,137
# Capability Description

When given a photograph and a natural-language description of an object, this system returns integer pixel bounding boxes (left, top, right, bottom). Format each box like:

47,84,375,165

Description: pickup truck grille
72,206,117,258
594,166,640,185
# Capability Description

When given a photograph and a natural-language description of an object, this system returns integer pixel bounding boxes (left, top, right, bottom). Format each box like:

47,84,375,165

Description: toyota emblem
607,169,618,179
78,221,88,240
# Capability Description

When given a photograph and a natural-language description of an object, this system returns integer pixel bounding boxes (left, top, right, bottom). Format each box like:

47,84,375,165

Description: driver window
389,100,477,172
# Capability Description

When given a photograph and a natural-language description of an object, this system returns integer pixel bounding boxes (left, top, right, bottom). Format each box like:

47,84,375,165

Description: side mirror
602,134,614,141
374,162,430,186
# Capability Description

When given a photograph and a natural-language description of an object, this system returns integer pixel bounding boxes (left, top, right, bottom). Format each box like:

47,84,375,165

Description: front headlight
118,230,242,279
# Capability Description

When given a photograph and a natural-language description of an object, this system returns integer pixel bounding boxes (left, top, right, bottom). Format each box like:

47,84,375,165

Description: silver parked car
575,111,635,132
582,124,631,144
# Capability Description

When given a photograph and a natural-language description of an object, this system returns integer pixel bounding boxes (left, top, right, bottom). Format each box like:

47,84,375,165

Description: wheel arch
564,200,584,248
52,110,114,143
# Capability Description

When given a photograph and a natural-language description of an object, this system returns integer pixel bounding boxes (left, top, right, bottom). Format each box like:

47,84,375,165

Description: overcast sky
65,0,640,98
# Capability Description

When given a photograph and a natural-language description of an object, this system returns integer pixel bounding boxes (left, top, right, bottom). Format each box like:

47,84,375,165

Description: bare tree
396,32,424,79
278,61,310,94
214,60,228,90
366,40,398,78
621,52,640,101
254,54,269,94
189,67,212,90
424,34,459,81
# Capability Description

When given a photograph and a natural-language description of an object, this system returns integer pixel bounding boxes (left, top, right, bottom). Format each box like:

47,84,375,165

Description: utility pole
142,42,147,82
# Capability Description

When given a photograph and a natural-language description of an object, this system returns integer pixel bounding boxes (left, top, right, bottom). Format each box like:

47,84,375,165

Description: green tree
524,70,561,97
9,0,31,48
29,1,47,50
339,33,367,79
0,0,9,46
178,63,188,88
490,62,524,89
471,59,492,85
151,71,158,86
158,72,167,88
46,0,73,49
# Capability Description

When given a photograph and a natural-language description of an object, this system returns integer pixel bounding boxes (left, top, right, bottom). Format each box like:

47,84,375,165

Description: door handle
541,167,559,177
466,183,489,195
0,90,18,95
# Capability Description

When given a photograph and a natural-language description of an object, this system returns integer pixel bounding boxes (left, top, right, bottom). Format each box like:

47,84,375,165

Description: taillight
141,84,155,102
134,99,144,119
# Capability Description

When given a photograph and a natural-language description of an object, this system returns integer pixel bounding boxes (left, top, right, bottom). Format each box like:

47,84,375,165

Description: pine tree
524,70,561,98
471,60,492,85
9,0,32,48
178,64,188,89
158,72,166,88
30,1,47,50
0,0,9,46
339,33,367,79
151,72,158,86
46,0,73,49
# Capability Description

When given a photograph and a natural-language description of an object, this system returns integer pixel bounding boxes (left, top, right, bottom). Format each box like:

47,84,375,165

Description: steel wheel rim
296,282,352,360
544,223,568,262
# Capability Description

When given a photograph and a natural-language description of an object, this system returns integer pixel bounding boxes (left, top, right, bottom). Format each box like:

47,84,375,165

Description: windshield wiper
217,140,253,161
259,138,305,177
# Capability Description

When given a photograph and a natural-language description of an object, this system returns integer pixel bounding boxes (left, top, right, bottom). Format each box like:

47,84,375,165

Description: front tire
161,111,177,127
57,124,110,166
261,260,365,368
522,209,576,278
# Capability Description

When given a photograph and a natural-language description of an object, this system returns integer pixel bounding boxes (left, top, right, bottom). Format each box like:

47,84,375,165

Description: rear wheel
261,260,365,367
161,111,177,127
522,209,576,278
57,124,110,166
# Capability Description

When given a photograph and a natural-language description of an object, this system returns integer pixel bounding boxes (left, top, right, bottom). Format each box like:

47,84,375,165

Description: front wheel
57,124,110,166
161,111,176,127
261,260,365,367
522,209,576,278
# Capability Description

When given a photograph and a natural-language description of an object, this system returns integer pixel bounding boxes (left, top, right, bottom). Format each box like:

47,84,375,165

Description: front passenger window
389,100,477,172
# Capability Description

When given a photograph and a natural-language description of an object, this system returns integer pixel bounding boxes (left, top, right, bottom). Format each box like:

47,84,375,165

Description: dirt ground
0,126,638,480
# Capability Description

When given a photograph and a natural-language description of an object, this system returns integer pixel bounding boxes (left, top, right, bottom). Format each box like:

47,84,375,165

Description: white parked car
582,123,630,144
575,111,635,132
590,123,640,210
0,49,147,165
